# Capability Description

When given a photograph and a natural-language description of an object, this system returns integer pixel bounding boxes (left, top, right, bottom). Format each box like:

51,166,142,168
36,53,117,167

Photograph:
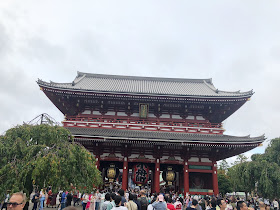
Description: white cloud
0,1,279,162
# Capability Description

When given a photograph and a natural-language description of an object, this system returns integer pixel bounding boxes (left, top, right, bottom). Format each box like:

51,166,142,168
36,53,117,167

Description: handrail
63,117,223,129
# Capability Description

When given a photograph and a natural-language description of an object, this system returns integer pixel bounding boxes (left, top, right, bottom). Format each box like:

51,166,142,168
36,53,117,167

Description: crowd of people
1,188,280,210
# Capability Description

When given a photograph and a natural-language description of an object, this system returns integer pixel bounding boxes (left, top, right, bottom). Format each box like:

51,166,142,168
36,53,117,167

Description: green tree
218,173,232,196
219,159,230,175
226,138,280,199
232,154,248,166
0,124,102,200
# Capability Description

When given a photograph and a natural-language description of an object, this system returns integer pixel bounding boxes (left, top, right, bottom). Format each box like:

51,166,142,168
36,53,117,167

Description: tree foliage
225,138,280,199
218,173,232,196
0,124,102,200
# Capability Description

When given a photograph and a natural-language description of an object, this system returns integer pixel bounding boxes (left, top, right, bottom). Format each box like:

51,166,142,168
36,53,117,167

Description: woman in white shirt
39,189,46,210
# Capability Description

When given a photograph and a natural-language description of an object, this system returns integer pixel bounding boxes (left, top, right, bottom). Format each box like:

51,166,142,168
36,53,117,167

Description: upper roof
37,72,254,98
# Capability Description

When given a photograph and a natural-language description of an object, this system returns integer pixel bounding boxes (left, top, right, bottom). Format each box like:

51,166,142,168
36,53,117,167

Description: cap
158,194,164,202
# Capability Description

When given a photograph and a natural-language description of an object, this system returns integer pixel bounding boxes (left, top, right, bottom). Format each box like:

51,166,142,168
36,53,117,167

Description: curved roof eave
37,80,254,99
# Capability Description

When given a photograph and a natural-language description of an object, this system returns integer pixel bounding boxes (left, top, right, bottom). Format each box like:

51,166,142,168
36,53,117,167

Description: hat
158,194,164,202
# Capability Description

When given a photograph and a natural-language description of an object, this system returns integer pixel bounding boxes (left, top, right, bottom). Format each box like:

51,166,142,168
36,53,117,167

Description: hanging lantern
105,163,119,183
132,163,149,185
163,166,176,186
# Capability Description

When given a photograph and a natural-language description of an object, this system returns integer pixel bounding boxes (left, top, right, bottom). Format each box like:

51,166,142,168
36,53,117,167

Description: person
126,194,137,210
208,199,216,210
111,195,127,210
101,193,111,210
236,201,248,210
75,191,81,206
273,199,279,210
81,193,88,210
174,198,183,210
95,190,101,210
118,190,127,207
66,192,73,207
7,192,26,210
1,190,11,210
229,197,236,210
86,192,96,210
50,192,57,208
39,189,46,210
23,195,29,210
32,190,40,210
133,194,140,210
73,192,78,207
147,196,157,210
139,190,148,210
259,202,266,210
217,199,227,210
61,191,66,210
107,193,116,210
199,198,206,210
46,189,52,208
186,199,198,210
166,197,176,210
152,194,167,210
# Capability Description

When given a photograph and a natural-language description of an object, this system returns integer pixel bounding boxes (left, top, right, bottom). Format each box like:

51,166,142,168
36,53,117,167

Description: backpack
140,197,148,210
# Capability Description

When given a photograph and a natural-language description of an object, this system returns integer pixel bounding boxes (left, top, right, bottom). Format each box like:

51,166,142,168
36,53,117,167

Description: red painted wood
212,162,219,196
122,157,128,190
184,162,189,196
154,159,160,193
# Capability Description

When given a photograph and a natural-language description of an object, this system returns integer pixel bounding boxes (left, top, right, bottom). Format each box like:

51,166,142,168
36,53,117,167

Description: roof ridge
217,89,254,95
77,71,213,84
73,73,86,85
203,79,254,96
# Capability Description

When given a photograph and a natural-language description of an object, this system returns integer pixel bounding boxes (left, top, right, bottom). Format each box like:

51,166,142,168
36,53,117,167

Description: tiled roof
67,127,265,145
37,72,253,98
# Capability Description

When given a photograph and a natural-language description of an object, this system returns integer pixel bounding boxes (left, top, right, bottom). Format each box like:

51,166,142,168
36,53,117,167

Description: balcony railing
63,116,224,135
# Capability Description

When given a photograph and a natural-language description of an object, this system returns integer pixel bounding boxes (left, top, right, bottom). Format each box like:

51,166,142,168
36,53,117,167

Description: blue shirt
61,192,66,203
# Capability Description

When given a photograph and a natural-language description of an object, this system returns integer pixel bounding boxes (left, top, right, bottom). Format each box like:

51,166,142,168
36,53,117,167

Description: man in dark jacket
66,192,73,207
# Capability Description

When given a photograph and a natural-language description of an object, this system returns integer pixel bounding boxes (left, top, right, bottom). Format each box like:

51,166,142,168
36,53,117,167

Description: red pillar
212,161,219,196
122,157,128,190
154,158,160,193
183,161,189,197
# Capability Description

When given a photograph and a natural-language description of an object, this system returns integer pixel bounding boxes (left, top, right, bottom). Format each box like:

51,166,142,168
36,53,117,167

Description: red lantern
132,163,149,185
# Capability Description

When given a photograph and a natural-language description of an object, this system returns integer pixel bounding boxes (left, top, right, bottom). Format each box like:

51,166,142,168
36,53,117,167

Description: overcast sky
1,1,280,164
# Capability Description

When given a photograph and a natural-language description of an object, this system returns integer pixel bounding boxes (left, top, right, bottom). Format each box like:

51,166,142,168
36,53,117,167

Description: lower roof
66,127,265,146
